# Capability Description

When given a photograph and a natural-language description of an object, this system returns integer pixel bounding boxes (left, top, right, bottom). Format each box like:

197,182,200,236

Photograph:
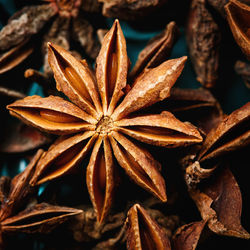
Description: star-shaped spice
7,20,202,223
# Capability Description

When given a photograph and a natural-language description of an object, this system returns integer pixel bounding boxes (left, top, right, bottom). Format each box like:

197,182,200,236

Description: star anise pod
183,103,250,240
0,0,101,92
128,21,180,83
0,150,44,221
7,20,203,223
189,166,250,239
0,150,83,248
172,220,207,250
186,0,221,88
99,0,167,21
225,0,250,60
185,102,250,187
125,203,171,250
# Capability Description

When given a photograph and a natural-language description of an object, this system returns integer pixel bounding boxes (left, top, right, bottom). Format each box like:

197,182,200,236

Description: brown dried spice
0,150,44,221
0,0,100,91
197,102,250,165
0,87,51,154
1,203,82,234
129,21,180,82
99,0,167,21
7,20,202,223
0,150,83,247
225,0,250,60
0,4,56,74
185,102,250,186
189,167,250,239
166,87,223,135
172,220,206,250
182,102,250,241
125,204,171,250
234,60,250,88
186,0,221,88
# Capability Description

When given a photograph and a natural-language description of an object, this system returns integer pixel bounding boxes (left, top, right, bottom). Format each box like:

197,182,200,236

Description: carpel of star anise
128,21,180,83
0,87,51,154
163,87,223,135
225,0,250,60
125,203,171,250
172,220,207,250
7,20,203,223
185,102,250,187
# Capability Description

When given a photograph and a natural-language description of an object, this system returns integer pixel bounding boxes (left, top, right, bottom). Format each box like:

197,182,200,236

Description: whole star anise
7,20,202,223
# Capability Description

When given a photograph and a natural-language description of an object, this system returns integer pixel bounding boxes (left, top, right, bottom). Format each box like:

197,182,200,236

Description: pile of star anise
0,0,249,249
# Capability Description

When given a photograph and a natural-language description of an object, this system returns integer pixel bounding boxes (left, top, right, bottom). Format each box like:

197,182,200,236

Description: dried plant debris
189,167,250,239
234,60,250,88
0,0,101,92
0,86,26,100
225,0,250,60
207,0,229,16
0,0,249,248
186,0,221,88
99,0,167,21
7,20,202,223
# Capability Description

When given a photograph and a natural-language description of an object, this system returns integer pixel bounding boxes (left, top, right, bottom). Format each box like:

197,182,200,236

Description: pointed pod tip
47,41,53,48
159,193,167,203
47,42,62,53
133,203,141,210
180,55,188,63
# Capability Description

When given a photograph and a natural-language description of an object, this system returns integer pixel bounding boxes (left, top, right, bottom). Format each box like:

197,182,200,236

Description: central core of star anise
96,116,114,135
